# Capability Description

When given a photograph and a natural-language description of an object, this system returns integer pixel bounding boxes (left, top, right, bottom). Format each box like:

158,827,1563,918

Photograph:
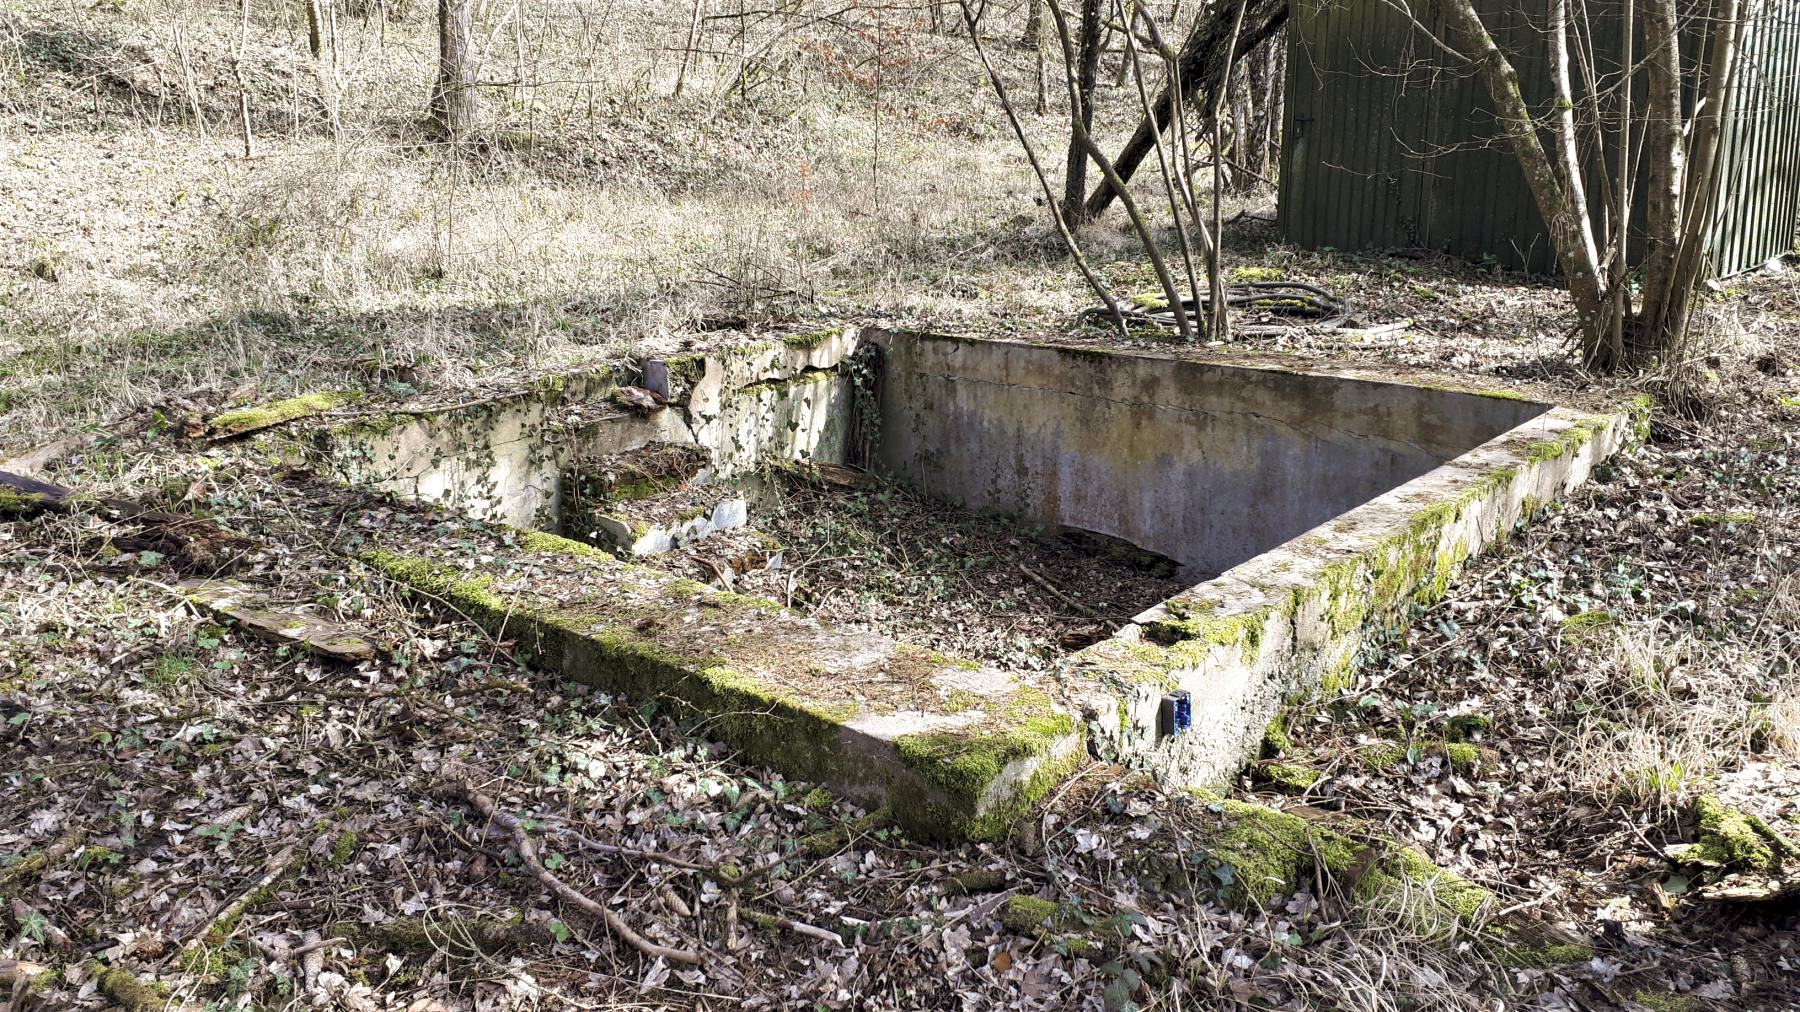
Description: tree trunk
1649,0,1742,356
1081,0,1287,220
1023,0,1041,47
1631,0,1685,364
429,0,477,138
1227,62,1250,192
1436,0,1608,352
304,0,324,58
1061,0,1105,224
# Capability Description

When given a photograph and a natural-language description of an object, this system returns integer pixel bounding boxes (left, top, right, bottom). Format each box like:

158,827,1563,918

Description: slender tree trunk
430,0,477,138
674,0,704,98
1061,0,1105,224
1228,62,1250,192
1653,0,1742,351
1111,1,1135,88
1546,0,1606,360
1437,0,1608,351
1632,0,1685,363
304,0,324,58
1024,0,1042,46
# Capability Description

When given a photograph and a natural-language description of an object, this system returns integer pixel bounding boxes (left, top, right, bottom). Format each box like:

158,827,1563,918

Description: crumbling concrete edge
1064,396,1646,789
358,536,1079,841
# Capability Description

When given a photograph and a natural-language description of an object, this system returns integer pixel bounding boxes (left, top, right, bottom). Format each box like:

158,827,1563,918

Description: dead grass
0,0,1113,456
1564,621,1785,813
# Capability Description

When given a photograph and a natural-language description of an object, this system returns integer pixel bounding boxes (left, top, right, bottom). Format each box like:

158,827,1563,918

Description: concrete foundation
297,328,1641,838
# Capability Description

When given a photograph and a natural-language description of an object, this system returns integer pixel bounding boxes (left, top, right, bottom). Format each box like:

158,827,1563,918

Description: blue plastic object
1162,691,1193,736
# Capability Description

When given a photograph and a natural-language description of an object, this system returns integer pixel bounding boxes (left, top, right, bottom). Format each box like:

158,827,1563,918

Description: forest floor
3,1,1800,1010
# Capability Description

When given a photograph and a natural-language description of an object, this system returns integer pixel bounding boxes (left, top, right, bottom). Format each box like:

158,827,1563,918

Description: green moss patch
1251,762,1319,792
210,390,361,435
1666,795,1799,873
1183,791,1491,921
896,703,1080,841
1688,511,1757,527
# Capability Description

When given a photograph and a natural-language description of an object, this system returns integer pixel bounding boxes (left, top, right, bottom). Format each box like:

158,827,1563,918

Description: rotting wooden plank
180,580,378,663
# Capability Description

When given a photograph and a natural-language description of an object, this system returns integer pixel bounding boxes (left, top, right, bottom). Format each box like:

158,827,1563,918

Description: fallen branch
179,579,376,663
180,844,298,950
447,781,702,965
0,432,98,475
84,959,206,1012
0,471,261,575
1019,563,1112,625
0,833,82,891
1,958,51,996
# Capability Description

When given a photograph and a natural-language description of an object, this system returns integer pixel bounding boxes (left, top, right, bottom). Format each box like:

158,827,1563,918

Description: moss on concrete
1141,608,1267,664
1261,718,1292,757
362,542,1068,842
663,354,706,385
1523,418,1605,465
211,390,361,434
896,705,1079,841
1184,790,1491,920
739,370,837,398
781,327,845,351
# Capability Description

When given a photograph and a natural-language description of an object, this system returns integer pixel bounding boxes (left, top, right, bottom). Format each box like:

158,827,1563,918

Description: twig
1019,563,1112,624
180,844,299,951
448,781,702,965
744,909,844,947
1490,881,1562,920
553,828,717,873
247,934,347,963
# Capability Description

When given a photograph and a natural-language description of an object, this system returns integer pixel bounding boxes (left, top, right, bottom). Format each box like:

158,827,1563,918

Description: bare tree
1431,0,1749,369
1081,0,1288,220
429,0,478,138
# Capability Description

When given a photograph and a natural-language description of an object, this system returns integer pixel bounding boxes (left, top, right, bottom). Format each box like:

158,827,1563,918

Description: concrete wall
323,328,860,529
870,331,1549,578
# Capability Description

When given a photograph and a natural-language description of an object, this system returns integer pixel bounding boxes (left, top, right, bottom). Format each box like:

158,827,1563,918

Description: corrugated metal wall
1712,3,1800,275
1280,0,1800,278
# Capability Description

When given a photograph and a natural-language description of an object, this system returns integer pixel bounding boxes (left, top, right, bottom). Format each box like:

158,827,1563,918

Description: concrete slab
359,524,1080,841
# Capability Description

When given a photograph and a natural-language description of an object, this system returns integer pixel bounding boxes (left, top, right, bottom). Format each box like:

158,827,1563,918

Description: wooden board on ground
180,579,377,663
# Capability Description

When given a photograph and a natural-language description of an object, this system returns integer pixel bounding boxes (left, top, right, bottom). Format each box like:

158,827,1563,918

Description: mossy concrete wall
870,330,1549,579
319,327,860,529
319,326,1637,834
355,518,1079,841
1066,403,1639,787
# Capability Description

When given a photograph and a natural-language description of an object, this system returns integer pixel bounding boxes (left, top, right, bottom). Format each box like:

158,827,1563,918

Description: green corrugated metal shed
1280,0,1800,277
